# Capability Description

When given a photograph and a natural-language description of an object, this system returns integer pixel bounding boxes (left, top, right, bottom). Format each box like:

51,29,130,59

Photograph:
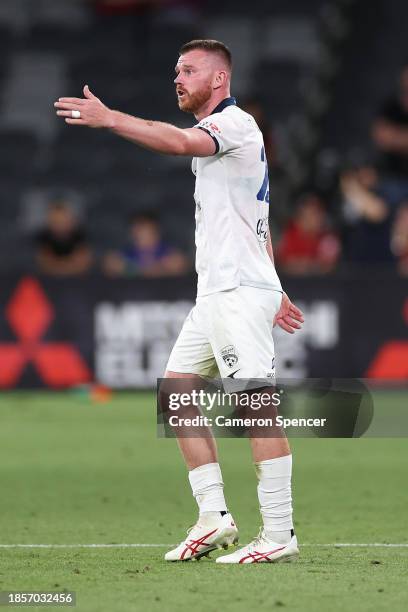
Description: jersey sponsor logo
221,345,238,368
256,216,269,243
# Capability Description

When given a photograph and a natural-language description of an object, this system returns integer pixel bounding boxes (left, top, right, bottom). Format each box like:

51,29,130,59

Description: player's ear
214,70,227,89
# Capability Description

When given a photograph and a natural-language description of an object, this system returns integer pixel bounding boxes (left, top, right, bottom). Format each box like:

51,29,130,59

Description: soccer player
55,39,304,564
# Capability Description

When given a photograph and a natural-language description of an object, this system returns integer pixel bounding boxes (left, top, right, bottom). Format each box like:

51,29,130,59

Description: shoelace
242,527,268,553
174,522,203,546
177,518,220,547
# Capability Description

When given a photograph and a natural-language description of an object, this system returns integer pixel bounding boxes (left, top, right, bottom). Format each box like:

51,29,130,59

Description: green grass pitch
0,391,407,612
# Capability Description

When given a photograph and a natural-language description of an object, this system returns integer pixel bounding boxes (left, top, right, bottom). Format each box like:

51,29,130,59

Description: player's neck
194,91,231,121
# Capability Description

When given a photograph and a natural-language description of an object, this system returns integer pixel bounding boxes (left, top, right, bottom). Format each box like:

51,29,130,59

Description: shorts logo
221,345,238,368
267,357,276,378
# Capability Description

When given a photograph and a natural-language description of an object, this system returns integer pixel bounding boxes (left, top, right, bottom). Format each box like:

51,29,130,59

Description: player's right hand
54,85,114,128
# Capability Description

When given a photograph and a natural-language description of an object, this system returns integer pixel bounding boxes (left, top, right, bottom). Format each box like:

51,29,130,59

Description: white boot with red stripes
215,527,298,564
164,512,238,561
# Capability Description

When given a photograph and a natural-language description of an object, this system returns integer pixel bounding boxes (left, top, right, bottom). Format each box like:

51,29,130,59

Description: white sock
255,454,293,542
188,462,228,515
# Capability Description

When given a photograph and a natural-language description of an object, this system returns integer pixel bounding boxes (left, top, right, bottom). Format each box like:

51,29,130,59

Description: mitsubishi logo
0,277,90,388
366,297,408,379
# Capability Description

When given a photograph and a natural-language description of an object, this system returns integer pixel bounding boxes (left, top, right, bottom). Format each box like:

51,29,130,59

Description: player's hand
54,85,114,128
274,292,304,334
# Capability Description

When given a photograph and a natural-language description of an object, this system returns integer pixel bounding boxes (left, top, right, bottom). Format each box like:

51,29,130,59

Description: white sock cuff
255,454,292,479
188,462,223,495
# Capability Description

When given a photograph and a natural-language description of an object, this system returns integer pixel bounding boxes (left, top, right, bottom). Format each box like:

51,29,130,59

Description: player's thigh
165,304,218,378
207,286,282,379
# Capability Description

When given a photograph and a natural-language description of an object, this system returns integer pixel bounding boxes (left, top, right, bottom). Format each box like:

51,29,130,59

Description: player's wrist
104,108,117,130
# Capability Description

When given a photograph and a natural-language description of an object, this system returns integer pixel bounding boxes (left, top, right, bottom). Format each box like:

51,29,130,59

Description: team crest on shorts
221,345,238,368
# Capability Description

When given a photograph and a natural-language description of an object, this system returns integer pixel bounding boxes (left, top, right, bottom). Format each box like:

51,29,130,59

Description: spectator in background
340,165,395,264
276,193,340,275
372,64,408,181
391,202,408,275
35,201,93,276
103,211,189,277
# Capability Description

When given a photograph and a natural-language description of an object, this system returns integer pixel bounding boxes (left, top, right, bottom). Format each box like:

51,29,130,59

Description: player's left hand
54,85,114,128
274,292,304,334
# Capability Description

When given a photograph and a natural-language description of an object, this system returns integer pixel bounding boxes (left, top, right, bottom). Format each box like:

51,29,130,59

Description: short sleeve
194,112,242,155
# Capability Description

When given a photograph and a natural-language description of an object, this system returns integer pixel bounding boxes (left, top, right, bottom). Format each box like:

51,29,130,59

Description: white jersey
192,97,282,297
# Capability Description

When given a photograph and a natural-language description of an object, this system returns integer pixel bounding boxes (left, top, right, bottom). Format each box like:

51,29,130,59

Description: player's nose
174,74,182,84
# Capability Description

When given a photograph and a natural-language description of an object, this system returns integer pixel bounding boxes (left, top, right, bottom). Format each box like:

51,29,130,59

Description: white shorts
166,286,283,380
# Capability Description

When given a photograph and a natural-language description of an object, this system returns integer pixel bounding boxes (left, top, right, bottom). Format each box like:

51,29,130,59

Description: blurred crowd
32,64,408,279
275,62,408,277
35,201,189,278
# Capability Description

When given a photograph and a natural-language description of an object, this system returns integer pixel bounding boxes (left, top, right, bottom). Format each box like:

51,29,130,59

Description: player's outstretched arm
54,85,216,157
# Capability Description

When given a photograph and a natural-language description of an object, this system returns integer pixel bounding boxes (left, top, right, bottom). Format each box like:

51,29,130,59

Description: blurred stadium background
0,0,407,390
0,3,407,610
